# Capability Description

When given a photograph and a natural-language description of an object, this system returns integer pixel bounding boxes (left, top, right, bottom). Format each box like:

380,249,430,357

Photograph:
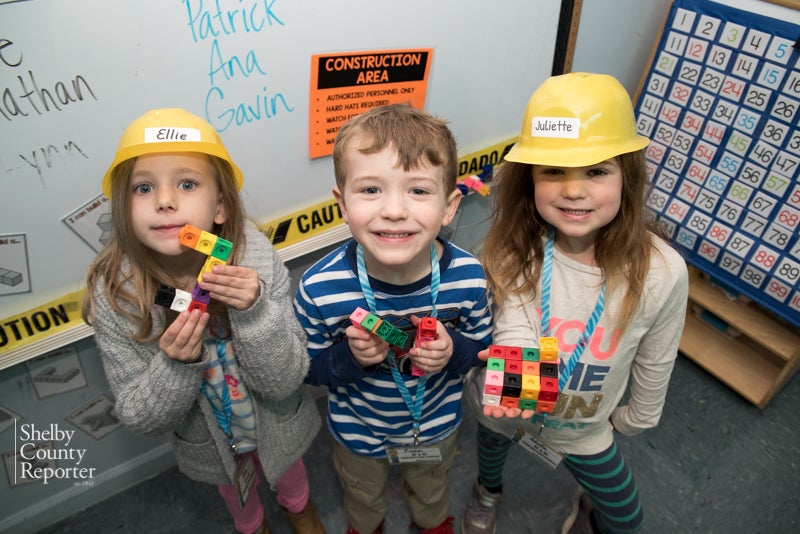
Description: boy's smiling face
333,139,461,285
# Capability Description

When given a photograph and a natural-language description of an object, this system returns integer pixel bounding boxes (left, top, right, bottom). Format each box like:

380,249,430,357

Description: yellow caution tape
0,290,85,355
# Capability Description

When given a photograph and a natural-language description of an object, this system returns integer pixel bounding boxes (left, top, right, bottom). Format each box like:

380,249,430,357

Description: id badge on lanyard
512,426,566,470
234,453,257,508
386,443,444,465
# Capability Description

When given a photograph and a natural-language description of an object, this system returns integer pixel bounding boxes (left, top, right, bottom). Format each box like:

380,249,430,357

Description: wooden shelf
679,267,800,409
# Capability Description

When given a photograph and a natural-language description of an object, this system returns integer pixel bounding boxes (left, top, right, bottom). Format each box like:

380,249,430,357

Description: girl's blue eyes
133,180,196,194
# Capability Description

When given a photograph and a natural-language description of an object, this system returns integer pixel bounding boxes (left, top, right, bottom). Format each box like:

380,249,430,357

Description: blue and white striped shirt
294,238,492,457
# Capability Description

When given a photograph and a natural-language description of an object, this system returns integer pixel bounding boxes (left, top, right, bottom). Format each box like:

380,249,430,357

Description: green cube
522,347,540,361
389,330,409,348
487,357,505,371
375,321,394,342
210,237,233,261
361,313,380,331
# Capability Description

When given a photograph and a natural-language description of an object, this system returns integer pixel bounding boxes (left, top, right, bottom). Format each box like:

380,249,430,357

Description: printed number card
638,0,800,327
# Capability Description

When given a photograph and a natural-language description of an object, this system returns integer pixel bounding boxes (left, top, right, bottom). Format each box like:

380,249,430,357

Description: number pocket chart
637,0,800,328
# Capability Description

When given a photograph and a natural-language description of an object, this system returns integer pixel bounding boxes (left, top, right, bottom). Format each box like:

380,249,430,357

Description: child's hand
408,315,453,374
477,347,534,419
160,309,209,362
200,265,260,311
345,324,389,367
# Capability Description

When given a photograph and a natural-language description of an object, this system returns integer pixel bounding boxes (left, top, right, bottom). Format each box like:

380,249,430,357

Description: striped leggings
476,422,644,533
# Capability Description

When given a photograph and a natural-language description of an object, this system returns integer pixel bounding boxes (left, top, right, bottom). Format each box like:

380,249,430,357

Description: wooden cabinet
680,267,800,409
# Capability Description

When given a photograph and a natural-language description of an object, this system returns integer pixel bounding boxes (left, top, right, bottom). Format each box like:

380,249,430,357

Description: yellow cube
197,256,225,282
195,230,217,255
539,337,559,362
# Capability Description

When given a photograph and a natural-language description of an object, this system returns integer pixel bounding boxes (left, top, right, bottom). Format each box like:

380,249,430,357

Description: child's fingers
483,405,511,418
481,404,526,419
345,324,374,341
506,407,523,418
160,310,208,362
200,266,260,310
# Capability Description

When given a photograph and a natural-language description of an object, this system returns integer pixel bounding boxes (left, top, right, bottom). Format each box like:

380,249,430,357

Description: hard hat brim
101,142,244,198
504,135,649,167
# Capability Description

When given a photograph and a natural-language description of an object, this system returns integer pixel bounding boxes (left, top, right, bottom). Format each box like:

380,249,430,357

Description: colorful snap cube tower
154,224,233,313
349,307,437,376
482,339,560,413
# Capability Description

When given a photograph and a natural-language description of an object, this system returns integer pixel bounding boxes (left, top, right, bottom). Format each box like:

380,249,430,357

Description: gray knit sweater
91,222,320,486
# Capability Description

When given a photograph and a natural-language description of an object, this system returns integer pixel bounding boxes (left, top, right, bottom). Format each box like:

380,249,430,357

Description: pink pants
217,453,310,534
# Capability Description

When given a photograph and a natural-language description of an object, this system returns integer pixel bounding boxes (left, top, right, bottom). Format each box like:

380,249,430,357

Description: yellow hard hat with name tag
101,108,243,198
505,72,649,167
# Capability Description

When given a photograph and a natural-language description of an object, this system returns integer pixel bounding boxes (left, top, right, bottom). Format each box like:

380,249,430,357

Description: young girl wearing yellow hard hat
83,108,325,534
462,73,688,534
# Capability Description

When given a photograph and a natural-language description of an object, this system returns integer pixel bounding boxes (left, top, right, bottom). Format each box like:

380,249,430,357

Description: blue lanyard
535,228,606,424
201,338,237,452
356,243,439,445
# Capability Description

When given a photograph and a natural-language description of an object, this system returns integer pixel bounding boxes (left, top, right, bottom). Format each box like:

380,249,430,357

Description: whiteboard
0,0,561,320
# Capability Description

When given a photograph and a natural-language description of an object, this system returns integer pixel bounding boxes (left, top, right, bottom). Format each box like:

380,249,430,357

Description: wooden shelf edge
687,268,800,362
680,312,782,408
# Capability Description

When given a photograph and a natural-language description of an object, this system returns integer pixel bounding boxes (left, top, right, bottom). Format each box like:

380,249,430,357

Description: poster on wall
637,0,800,327
308,48,433,158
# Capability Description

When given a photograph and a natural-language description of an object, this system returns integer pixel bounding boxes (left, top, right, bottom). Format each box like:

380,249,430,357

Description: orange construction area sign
308,48,433,158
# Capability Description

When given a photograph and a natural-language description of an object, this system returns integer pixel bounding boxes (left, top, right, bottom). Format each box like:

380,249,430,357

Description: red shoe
345,520,384,534
413,516,455,534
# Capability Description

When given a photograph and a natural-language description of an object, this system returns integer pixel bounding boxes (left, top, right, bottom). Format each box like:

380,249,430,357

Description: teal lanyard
201,338,237,452
534,228,606,424
356,243,439,446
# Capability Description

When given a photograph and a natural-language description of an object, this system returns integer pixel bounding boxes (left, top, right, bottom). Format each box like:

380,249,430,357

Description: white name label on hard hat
144,127,202,143
530,117,580,139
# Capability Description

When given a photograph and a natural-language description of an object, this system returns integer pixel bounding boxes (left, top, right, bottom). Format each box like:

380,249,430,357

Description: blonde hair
82,154,247,342
332,103,458,195
481,150,662,332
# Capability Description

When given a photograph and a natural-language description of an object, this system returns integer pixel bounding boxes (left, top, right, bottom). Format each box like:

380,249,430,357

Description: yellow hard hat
101,108,243,198
505,72,649,167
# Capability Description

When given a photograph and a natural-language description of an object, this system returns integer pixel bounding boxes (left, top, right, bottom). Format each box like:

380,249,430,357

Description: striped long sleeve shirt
294,238,493,458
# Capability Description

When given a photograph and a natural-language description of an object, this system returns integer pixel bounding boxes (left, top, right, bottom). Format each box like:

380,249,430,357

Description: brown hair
481,150,662,332
81,154,247,342
332,103,458,194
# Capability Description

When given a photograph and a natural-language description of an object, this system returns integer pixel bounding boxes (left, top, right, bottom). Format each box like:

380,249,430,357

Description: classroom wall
572,0,671,95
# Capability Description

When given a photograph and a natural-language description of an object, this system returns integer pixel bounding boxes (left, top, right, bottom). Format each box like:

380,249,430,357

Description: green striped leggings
476,422,644,533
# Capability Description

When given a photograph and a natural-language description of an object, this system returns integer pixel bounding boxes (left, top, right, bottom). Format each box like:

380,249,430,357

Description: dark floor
37,355,800,534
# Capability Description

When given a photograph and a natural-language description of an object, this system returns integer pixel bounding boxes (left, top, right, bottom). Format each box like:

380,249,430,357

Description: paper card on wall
2,441,55,488
0,233,31,296
66,393,122,440
308,48,433,158
62,193,111,253
26,346,87,399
